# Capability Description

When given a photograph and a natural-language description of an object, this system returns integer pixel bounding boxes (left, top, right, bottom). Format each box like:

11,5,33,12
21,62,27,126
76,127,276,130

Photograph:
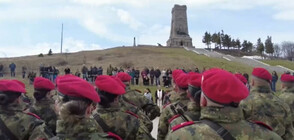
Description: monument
167,5,193,47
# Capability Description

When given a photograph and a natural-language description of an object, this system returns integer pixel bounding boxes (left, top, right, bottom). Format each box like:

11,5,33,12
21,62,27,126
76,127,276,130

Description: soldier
116,72,160,120
55,75,119,140
29,77,57,134
168,69,184,103
169,72,202,128
278,74,294,125
93,75,154,140
114,74,153,132
240,67,294,139
166,69,282,140
0,79,54,139
157,71,191,140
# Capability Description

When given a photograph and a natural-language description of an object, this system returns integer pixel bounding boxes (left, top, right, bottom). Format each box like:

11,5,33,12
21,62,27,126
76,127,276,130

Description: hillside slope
0,46,254,75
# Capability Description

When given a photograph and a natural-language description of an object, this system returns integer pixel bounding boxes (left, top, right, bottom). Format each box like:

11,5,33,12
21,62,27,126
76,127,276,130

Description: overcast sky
0,0,294,57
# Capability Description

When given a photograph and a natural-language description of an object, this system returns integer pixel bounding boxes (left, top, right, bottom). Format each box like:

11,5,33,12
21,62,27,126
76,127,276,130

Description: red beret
55,74,77,85
172,69,184,80
34,77,55,91
234,74,247,84
202,69,249,104
0,80,26,93
252,67,272,82
57,75,100,102
188,72,202,87
116,72,131,82
12,80,25,88
175,73,189,88
281,74,294,82
95,75,125,95
112,76,126,88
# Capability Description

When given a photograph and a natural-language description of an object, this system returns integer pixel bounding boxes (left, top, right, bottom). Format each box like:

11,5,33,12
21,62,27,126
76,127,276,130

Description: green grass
261,60,294,71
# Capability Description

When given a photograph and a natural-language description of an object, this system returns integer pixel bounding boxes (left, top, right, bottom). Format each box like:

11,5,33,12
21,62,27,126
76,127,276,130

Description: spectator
155,86,164,110
118,67,124,72
243,73,250,90
150,68,155,85
64,67,71,75
28,71,37,84
106,64,113,76
53,66,59,82
9,62,16,77
144,88,153,104
75,69,81,77
97,66,103,75
112,67,118,76
155,67,161,86
134,68,140,85
166,68,172,87
271,71,278,92
129,68,135,85
21,66,27,79
0,64,3,77
81,64,88,80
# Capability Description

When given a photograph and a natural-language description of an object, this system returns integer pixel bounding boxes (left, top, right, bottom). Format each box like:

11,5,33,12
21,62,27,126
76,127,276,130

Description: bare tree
281,41,294,60
273,44,282,58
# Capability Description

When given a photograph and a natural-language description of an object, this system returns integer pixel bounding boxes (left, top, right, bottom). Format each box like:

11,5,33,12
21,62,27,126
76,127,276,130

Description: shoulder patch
26,112,41,120
253,121,273,131
172,121,194,132
168,114,181,123
163,103,171,109
135,89,142,93
108,132,122,140
126,111,139,119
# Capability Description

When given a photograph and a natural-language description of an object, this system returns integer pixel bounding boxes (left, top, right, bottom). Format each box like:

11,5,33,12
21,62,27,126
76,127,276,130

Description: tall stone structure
167,5,193,47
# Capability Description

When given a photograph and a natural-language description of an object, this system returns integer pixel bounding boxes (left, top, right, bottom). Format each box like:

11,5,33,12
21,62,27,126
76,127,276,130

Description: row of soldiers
0,72,161,139
157,67,294,139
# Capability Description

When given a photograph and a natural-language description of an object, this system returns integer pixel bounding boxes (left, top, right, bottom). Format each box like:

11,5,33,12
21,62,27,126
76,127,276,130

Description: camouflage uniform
165,106,282,140
94,102,154,140
278,87,294,125
0,103,54,139
29,98,57,134
157,92,191,140
166,90,178,103
56,117,113,140
169,101,200,128
240,86,294,139
123,86,160,120
119,97,153,132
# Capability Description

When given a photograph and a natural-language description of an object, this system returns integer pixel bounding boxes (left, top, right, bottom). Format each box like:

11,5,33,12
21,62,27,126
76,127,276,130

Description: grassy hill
260,60,294,71
0,46,256,97
0,46,254,75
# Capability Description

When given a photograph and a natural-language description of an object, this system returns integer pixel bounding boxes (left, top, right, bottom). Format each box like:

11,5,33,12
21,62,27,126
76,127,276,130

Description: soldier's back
95,106,140,140
56,118,114,140
0,106,53,140
278,88,294,116
30,99,57,134
166,120,282,140
240,89,294,138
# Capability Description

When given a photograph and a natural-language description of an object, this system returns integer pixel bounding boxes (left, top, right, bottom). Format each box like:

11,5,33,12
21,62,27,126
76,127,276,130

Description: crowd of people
1,65,294,139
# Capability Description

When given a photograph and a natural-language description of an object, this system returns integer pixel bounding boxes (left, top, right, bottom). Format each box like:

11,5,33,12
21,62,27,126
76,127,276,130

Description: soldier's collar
200,106,243,123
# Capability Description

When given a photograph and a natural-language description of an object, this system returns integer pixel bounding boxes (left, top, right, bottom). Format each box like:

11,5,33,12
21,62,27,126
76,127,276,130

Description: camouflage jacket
157,92,190,140
123,86,160,120
240,86,294,139
94,102,153,140
167,90,178,104
56,118,114,140
29,98,57,134
0,103,54,140
165,106,282,140
278,87,294,125
169,101,201,128
119,97,153,132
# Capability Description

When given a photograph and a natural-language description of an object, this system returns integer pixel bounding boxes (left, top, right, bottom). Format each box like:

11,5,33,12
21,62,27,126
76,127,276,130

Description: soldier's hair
0,92,21,106
58,96,91,123
282,82,294,89
33,89,50,101
97,90,118,108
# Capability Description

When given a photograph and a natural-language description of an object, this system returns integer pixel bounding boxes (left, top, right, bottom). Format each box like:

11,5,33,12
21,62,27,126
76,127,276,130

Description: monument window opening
180,41,184,46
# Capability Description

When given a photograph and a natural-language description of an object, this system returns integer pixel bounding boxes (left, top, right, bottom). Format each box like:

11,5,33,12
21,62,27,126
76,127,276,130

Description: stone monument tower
167,4,193,47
